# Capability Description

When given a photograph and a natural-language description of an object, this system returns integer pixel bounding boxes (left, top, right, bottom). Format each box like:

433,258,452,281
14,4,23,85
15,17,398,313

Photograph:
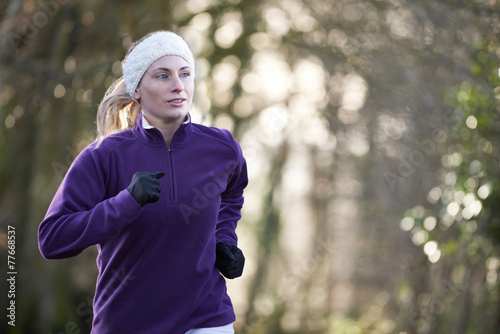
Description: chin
163,109,189,121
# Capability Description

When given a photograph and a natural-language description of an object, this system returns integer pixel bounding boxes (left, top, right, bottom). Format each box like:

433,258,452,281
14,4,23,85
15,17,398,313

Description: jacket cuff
113,189,143,224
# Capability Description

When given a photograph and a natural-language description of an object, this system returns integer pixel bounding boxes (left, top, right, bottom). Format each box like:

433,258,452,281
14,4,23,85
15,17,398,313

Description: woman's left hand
215,243,245,279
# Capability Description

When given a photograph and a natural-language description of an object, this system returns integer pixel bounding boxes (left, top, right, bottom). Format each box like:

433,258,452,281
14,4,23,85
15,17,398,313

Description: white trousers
185,323,234,334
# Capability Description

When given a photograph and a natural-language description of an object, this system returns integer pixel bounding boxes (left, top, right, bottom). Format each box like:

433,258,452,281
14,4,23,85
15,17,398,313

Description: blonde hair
95,34,149,144
95,76,141,144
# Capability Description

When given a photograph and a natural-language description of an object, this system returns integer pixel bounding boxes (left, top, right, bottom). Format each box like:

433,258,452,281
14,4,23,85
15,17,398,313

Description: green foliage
443,41,500,245
401,40,500,332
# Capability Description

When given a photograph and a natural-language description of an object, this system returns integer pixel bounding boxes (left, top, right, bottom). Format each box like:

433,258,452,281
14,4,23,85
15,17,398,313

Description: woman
38,31,247,334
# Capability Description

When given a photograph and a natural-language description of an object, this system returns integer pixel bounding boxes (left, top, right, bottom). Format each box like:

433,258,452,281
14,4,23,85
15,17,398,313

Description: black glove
127,171,165,206
215,242,245,279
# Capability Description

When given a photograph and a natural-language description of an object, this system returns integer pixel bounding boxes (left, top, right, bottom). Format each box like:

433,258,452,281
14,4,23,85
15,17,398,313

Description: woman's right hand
127,171,165,206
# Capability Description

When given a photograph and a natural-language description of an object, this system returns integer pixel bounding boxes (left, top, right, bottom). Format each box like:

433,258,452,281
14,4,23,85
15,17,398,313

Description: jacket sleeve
215,134,248,246
38,145,142,259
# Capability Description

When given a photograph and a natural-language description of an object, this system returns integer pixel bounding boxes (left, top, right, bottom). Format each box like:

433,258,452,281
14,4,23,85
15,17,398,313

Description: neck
159,123,181,148
142,113,188,148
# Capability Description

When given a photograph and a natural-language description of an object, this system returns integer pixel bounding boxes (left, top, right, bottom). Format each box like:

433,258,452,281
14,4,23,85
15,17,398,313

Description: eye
156,73,169,79
180,71,191,78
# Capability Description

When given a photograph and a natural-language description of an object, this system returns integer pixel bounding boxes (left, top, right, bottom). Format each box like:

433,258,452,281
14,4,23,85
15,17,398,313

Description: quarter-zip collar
133,112,193,147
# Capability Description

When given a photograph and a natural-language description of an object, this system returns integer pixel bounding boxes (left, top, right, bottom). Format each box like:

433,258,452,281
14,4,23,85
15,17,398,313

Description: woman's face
134,55,194,125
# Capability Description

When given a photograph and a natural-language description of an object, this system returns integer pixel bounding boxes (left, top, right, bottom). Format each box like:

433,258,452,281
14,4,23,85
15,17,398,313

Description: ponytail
96,77,141,145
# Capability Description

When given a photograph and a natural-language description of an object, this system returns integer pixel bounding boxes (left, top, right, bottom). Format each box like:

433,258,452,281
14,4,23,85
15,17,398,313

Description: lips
167,98,186,106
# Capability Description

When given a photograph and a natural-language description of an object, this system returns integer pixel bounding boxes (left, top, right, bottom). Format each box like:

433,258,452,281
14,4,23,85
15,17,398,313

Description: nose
171,74,184,93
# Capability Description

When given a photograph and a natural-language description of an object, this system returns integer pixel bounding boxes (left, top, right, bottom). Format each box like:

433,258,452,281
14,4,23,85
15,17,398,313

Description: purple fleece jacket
38,113,248,334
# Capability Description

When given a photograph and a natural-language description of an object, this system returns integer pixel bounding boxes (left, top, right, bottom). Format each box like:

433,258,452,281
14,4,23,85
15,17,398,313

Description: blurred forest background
0,0,499,333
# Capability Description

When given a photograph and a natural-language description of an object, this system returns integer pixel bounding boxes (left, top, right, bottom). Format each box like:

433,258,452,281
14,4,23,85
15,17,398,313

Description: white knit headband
123,31,195,99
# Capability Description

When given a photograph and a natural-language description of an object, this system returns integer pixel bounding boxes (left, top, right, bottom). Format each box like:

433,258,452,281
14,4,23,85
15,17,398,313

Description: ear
133,89,141,101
